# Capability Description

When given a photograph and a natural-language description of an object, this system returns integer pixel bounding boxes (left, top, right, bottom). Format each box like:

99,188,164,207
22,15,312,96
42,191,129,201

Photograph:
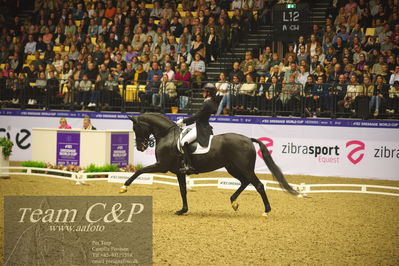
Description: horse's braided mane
140,113,175,126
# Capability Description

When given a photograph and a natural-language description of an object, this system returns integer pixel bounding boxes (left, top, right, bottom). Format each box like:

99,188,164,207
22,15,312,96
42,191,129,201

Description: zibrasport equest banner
0,110,398,180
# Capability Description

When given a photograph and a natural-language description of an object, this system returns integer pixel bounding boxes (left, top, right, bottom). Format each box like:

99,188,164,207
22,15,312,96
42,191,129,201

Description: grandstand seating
0,0,397,120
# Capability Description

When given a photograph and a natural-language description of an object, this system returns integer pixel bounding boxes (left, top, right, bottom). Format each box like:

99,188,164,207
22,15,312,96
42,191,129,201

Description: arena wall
1,110,398,180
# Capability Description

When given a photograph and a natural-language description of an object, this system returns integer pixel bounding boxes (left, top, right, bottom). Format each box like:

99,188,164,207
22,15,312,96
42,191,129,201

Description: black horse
121,113,299,216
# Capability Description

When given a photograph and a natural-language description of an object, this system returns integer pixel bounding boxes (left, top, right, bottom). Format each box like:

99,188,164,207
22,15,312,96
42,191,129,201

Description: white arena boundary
1,167,399,197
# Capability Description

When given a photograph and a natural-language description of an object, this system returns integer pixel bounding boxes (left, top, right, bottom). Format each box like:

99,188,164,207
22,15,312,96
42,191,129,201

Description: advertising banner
56,131,80,166
1,110,398,180
110,133,129,167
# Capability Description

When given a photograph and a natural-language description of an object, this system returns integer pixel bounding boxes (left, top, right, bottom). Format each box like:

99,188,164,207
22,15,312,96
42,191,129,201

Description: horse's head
128,115,151,152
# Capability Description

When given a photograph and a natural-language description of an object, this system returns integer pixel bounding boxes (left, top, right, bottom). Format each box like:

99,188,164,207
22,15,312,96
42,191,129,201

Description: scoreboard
272,3,310,42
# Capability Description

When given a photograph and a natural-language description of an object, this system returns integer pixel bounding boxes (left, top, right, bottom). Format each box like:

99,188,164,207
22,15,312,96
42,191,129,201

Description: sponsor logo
281,142,341,164
257,137,273,159
374,146,399,159
0,128,31,150
346,140,365,164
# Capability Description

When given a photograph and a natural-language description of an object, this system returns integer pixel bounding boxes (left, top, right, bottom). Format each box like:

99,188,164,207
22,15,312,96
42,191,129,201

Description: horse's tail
251,138,299,196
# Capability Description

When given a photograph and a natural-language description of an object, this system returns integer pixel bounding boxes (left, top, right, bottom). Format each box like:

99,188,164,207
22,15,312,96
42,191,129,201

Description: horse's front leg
119,163,165,193
175,173,188,215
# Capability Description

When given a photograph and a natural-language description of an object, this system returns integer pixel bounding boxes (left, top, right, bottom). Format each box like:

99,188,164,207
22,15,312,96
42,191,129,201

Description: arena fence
1,166,399,197
2,79,398,120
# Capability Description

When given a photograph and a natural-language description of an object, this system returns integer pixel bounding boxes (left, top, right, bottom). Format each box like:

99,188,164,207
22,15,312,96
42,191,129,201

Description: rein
137,121,178,148
151,124,178,140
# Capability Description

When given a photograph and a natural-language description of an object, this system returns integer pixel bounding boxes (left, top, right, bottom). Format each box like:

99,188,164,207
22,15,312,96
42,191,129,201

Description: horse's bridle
135,120,177,150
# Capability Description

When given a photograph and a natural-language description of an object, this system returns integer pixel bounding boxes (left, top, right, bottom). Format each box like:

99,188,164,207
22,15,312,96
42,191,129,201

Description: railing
1,79,398,120
1,166,398,197
0,78,194,114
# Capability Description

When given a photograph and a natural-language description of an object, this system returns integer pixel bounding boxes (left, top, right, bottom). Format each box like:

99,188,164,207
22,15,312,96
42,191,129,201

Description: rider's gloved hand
176,119,185,127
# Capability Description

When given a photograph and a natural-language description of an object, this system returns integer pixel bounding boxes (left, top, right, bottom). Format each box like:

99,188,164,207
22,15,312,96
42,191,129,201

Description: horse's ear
127,115,138,124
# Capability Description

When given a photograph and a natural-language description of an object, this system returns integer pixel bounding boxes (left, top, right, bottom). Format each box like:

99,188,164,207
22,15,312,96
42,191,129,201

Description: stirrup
179,165,196,174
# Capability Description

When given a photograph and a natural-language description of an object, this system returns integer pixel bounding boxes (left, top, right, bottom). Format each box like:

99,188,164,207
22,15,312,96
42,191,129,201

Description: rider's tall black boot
180,143,196,174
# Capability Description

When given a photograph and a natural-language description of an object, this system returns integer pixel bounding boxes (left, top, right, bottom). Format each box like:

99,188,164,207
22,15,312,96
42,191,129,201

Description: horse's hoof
175,209,188,215
262,212,268,218
231,201,239,211
297,193,308,198
119,186,128,193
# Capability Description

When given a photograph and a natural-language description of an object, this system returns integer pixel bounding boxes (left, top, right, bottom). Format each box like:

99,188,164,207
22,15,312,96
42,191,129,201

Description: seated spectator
140,73,161,107
35,71,47,105
189,53,206,88
76,73,92,107
237,74,257,110
82,115,96,130
58,118,72,129
102,73,119,110
218,74,242,113
387,81,399,114
175,63,192,110
190,34,205,59
46,71,60,106
229,61,245,82
153,74,177,109
339,74,363,114
240,51,256,75
255,54,269,77
264,75,281,113
205,27,219,62
133,63,148,85
163,63,175,81
24,34,37,56
277,74,302,114
297,65,310,88
177,45,192,66
370,75,389,117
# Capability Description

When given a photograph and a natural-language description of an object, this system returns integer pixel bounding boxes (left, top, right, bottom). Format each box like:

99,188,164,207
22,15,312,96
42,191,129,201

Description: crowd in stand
212,0,399,118
0,0,398,119
0,0,268,111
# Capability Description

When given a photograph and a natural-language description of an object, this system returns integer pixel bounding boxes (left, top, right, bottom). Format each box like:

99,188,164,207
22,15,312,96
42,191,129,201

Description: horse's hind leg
226,166,250,211
247,173,271,214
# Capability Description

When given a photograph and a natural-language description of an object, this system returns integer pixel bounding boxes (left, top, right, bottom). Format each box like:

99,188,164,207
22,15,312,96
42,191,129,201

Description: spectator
58,118,72,129
140,73,161,107
102,73,119,109
190,34,205,59
205,27,219,63
175,63,191,110
82,115,96,130
104,0,116,20
237,74,257,110
24,34,37,55
387,81,399,114
154,73,177,109
189,53,206,88
133,63,148,85
169,17,183,38
370,75,389,117
147,62,163,81
162,62,174,80
76,73,92,107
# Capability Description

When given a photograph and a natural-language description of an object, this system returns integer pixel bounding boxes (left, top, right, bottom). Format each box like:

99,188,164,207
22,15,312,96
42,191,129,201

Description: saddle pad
177,135,214,155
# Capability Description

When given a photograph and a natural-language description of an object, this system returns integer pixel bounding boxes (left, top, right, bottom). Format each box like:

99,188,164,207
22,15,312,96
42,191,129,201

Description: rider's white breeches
181,127,197,145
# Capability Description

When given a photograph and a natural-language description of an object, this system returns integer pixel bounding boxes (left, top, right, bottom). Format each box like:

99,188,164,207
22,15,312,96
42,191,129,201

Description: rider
176,83,217,173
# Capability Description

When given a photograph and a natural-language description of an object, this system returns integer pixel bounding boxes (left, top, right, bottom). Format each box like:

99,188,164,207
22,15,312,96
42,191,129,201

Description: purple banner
56,132,80,166
110,133,129,167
